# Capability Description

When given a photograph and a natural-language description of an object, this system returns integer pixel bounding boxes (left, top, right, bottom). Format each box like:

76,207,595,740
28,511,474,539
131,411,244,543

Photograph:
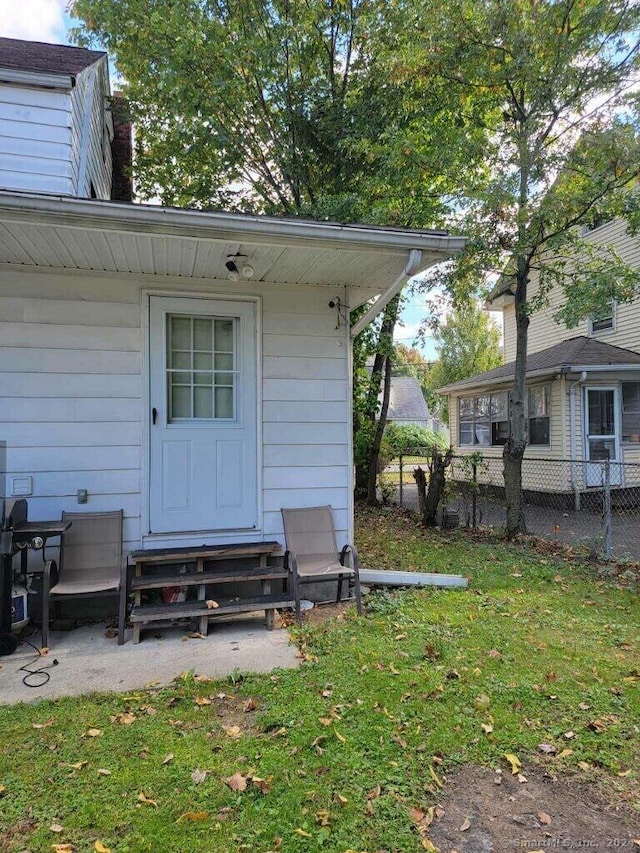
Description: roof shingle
439,336,640,393
0,37,105,77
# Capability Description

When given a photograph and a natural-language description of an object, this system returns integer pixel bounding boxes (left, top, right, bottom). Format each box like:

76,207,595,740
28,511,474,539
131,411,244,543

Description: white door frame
141,289,262,544
582,385,623,488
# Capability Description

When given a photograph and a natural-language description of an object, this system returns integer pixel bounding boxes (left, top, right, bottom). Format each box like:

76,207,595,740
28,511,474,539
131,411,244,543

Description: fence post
399,454,404,507
471,461,477,529
603,459,612,560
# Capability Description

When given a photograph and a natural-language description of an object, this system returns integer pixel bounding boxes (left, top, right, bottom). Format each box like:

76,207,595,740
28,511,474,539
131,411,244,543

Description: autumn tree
393,0,640,534
427,301,502,423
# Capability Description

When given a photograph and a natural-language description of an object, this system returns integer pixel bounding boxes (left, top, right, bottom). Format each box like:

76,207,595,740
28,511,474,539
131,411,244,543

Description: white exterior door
584,387,622,488
149,296,258,534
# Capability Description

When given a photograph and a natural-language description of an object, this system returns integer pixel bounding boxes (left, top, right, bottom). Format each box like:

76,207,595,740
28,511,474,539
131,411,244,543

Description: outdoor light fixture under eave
226,254,254,281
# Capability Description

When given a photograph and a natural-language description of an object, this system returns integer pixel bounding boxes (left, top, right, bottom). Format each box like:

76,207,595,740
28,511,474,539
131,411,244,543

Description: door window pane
528,386,550,446
474,396,490,446
491,392,509,445
588,390,614,435
167,314,236,420
589,438,616,461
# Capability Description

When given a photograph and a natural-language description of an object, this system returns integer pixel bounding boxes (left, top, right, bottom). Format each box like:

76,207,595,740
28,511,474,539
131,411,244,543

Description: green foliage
384,422,448,455
426,301,502,423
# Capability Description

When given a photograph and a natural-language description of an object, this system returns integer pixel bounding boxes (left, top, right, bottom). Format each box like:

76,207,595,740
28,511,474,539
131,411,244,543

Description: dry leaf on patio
94,842,111,853
191,769,207,785
85,729,103,738
176,811,209,823
206,600,219,609
223,725,242,739
504,753,522,774
186,632,206,640
137,792,158,807
49,824,64,833
223,772,248,792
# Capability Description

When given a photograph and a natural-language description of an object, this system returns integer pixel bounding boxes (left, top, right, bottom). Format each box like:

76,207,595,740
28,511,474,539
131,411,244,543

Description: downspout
350,249,423,339
569,371,587,511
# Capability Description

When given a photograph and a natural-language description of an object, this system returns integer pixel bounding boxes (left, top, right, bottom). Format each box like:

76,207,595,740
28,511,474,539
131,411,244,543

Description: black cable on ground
18,638,58,688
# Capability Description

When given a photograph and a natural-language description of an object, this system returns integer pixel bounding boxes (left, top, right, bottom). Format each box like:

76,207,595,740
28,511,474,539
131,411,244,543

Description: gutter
0,191,466,256
350,248,423,339
0,68,73,90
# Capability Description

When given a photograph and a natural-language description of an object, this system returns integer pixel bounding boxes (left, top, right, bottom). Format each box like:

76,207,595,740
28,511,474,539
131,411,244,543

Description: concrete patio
0,615,299,705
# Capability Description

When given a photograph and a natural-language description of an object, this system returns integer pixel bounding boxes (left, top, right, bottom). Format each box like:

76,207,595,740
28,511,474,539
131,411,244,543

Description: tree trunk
414,448,453,527
366,354,392,504
353,297,400,499
504,257,530,536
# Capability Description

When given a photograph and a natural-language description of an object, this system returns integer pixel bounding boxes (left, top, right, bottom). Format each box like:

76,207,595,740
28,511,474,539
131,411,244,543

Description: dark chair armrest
339,544,359,571
284,550,298,574
42,559,58,595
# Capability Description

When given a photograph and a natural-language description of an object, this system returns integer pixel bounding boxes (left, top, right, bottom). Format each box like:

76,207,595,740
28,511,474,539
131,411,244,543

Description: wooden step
130,541,280,565
131,566,288,591
130,594,294,622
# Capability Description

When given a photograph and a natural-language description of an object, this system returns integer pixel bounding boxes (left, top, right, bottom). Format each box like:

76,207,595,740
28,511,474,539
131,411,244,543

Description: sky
0,1,483,360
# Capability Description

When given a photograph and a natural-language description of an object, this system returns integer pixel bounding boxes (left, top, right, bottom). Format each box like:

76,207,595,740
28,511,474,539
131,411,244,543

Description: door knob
152,407,158,425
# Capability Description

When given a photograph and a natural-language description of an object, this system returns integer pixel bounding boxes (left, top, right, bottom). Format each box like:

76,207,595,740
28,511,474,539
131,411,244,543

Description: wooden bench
125,542,292,643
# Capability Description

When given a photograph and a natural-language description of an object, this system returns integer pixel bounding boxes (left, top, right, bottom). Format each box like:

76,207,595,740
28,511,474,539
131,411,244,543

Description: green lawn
0,505,638,853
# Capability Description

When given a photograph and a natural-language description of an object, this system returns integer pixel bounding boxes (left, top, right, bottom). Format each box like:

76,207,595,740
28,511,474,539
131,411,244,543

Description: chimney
110,93,134,202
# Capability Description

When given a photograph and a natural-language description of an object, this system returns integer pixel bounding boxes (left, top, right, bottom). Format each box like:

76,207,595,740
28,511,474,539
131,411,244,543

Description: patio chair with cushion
41,510,127,648
281,505,363,624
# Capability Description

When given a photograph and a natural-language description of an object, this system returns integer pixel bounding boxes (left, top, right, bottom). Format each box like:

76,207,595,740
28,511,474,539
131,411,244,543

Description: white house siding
70,62,112,200
0,267,351,554
0,84,74,195
503,220,640,362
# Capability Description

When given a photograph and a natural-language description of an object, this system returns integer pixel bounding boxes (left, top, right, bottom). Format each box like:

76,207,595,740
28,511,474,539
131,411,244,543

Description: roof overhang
438,363,640,394
0,192,465,303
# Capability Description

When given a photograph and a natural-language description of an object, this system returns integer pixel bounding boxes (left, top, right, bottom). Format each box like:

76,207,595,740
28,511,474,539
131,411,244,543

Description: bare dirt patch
427,764,639,853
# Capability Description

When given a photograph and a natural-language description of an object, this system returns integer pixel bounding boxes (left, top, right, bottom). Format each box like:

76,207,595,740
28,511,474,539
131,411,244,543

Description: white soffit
0,192,465,292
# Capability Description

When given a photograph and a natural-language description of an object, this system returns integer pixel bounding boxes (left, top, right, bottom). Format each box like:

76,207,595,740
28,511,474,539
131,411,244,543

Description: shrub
384,422,448,456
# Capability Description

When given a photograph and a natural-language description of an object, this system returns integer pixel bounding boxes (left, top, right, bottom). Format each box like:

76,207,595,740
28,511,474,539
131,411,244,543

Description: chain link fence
383,449,640,561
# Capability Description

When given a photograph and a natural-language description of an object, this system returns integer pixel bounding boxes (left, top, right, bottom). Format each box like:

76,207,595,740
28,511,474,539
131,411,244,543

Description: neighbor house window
527,385,550,445
590,301,615,334
459,392,506,447
458,386,550,447
622,382,640,443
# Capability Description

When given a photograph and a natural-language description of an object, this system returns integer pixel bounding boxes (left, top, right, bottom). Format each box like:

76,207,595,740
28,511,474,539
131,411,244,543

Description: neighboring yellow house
439,218,640,497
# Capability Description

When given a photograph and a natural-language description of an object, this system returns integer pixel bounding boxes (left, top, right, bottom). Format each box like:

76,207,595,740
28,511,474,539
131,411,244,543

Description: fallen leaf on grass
588,719,607,733
65,761,88,770
85,729,103,738
33,717,55,729
223,725,242,739
176,811,209,823
538,811,552,825
538,743,557,755
52,845,74,853
481,722,494,734
49,824,64,833
504,753,522,774
111,713,136,726
137,792,158,807
97,768,111,776
252,776,272,794
162,753,174,765
294,828,312,837
578,761,591,771
474,694,490,710
334,730,346,744
193,674,213,683
194,696,212,706
243,698,257,712
488,649,501,658
617,769,632,777
315,809,331,826
0,785,4,795
223,772,248,792
421,839,440,852
191,769,207,785
337,794,348,805
94,842,111,853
